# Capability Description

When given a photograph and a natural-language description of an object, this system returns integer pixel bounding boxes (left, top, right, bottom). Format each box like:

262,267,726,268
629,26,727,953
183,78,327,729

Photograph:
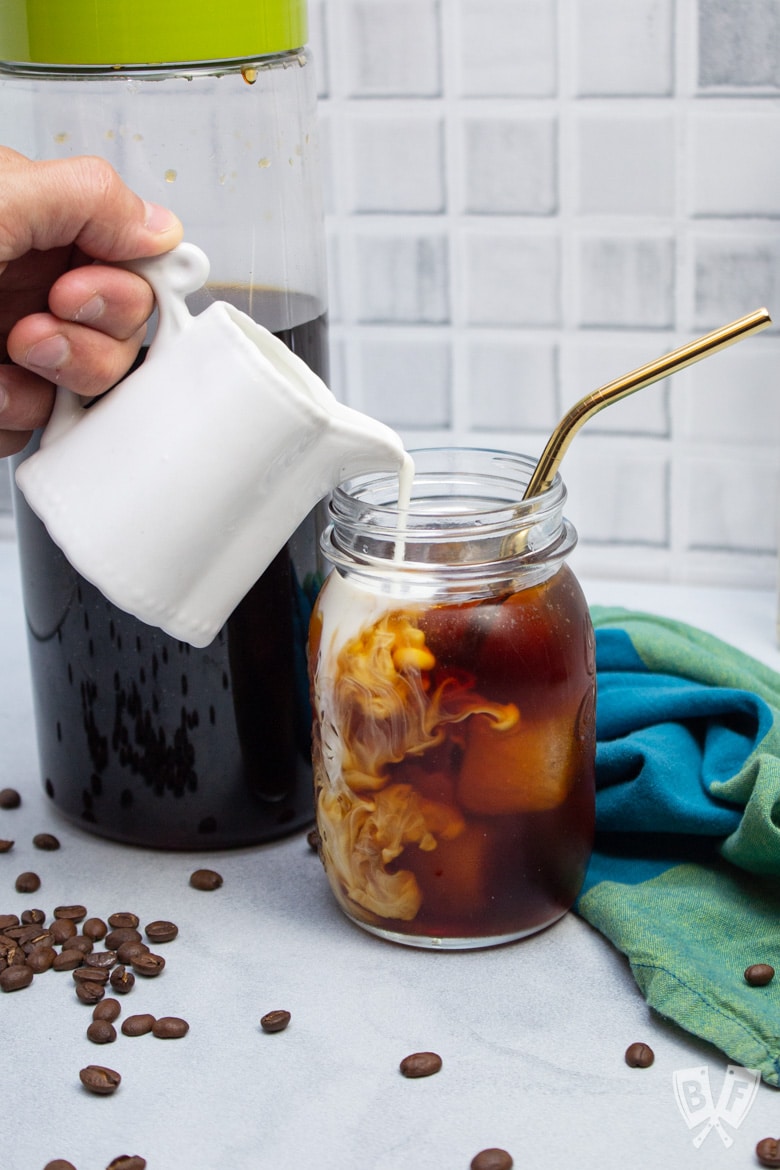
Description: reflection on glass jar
308,449,596,949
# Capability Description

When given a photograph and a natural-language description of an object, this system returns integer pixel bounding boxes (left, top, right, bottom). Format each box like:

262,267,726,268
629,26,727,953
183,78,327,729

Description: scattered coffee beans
50,919,77,945
756,1138,780,1167
152,1016,189,1039
33,832,60,851
14,872,40,894
0,913,19,930
85,950,118,970
260,1009,291,1033
144,919,178,943
21,908,46,924
73,965,109,985
0,839,13,853
76,981,107,1005
121,1013,156,1037
79,1064,121,1095
745,964,775,987
306,828,321,851
399,1051,443,1078
27,945,56,973
471,1149,514,1170
625,1042,655,1068
106,1157,147,1170
116,940,149,964
54,905,87,923
83,917,108,941
189,868,223,891
131,952,165,978
0,787,21,808
109,966,135,994
105,927,142,950
53,948,85,972
87,1019,117,1044
43,1161,77,1170
0,964,33,991
93,998,122,1022
108,912,140,930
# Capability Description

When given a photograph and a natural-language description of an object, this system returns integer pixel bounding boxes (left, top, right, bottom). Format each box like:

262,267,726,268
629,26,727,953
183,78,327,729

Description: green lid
0,0,308,66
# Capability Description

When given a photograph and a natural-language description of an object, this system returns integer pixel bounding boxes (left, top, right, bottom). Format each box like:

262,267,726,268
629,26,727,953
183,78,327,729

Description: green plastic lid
0,0,308,66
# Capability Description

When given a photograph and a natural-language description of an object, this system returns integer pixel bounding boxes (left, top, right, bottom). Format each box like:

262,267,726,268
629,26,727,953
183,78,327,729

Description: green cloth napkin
577,607,780,1085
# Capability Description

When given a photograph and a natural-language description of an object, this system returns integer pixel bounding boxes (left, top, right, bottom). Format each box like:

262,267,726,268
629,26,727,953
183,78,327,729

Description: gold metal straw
522,307,773,501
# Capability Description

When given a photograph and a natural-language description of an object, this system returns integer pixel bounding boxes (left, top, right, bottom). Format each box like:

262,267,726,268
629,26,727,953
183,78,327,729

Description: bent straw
522,307,772,501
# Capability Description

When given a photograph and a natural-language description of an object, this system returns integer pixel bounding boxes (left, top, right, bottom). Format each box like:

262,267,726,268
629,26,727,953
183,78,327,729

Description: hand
0,147,183,457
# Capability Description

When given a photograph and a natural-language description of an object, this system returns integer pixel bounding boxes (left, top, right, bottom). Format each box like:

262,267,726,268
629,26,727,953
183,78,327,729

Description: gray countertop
1,538,779,1170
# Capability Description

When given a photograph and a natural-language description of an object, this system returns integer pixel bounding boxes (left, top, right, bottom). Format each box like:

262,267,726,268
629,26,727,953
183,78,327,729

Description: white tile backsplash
460,114,557,215
576,236,676,329
574,0,674,96
576,113,675,217
456,0,557,97
689,109,780,216
462,230,560,326
344,111,445,213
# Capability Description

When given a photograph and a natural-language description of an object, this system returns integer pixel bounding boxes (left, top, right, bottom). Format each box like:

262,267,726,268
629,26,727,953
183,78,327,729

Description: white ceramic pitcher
15,243,410,648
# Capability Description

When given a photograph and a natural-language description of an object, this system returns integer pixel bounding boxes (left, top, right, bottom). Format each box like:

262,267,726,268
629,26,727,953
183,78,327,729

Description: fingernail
143,200,180,234
0,385,7,414
26,335,70,370
73,294,106,324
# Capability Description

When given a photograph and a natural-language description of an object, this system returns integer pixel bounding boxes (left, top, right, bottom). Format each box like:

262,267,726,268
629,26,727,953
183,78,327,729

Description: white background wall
2,0,779,592
310,0,780,589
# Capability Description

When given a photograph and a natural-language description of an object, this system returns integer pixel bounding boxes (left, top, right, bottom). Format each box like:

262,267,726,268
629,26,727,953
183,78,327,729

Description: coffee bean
144,919,178,943
79,1064,121,1095
43,1161,78,1170
33,832,60,851
52,948,85,972
0,839,13,852
152,1016,189,1039
306,827,321,851
87,1018,117,1044
53,905,87,922
745,964,775,987
471,1150,514,1170
189,868,223,891
50,918,77,945
15,872,40,893
121,1013,156,1037
10,922,49,946
107,912,140,930
68,935,94,956
116,942,149,967
83,917,108,941
260,1009,291,1034
20,908,46,924
625,1042,655,1068
399,1051,442,1078
27,945,56,973
93,997,122,1022
105,927,142,950
0,914,20,930
85,950,118,970
73,965,109,985
76,981,107,1005
0,787,21,808
131,952,165,977
0,964,33,991
109,965,135,994
756,1138,780,1167
106,1157,147,1170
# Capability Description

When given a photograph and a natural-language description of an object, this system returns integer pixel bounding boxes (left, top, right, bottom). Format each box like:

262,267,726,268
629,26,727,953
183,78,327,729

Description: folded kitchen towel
577,607,780,1086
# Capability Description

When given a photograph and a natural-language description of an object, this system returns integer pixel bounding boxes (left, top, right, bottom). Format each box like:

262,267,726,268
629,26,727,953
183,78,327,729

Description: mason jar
308,448,596,949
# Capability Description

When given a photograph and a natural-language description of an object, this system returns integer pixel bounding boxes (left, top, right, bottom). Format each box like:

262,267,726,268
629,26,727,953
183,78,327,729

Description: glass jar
308,449,596,949
0,1,328,848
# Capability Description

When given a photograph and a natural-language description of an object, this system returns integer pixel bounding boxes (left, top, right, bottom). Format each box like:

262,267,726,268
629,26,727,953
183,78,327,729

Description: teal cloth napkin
577,607,780,1085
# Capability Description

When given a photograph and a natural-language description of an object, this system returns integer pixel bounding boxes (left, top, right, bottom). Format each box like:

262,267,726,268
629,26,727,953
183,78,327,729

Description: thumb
0,148,184,264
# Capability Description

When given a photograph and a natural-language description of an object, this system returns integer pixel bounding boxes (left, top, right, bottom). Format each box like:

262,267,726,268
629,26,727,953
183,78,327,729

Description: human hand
0,147,183,456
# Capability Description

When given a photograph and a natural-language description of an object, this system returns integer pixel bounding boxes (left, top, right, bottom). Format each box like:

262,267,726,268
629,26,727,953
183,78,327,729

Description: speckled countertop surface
1,539,779,1170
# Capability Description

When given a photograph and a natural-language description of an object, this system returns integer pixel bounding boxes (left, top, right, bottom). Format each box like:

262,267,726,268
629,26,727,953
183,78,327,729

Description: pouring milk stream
15,243,414,648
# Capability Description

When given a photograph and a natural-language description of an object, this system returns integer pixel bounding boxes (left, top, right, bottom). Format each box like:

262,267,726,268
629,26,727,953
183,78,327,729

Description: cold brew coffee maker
0,0,329,847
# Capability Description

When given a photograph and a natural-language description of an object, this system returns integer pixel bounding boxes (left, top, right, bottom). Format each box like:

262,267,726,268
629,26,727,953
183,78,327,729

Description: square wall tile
564,449,669,545
345,113,445,213
562,339,670,435
698,0,780,89
467,340,558,431
575,0,673,96
308,0,329,97
689,111,780,217
679,344,780,445
685,456,779,553
355,336,451,427
692,236,780,330
460,116,557,215
353,231,450,323
456,0,557,96
343,1,441,96
576,113,674,216
463,232,560,326
577,236,675,328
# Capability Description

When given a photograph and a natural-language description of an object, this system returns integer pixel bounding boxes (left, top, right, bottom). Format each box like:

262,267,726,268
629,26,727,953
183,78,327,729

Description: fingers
6,314,148,398
48,264,156,340
0,364,55,458
0,148,183,265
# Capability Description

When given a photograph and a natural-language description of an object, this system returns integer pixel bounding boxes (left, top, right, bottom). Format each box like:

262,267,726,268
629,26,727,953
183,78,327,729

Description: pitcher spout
330,402,411,487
